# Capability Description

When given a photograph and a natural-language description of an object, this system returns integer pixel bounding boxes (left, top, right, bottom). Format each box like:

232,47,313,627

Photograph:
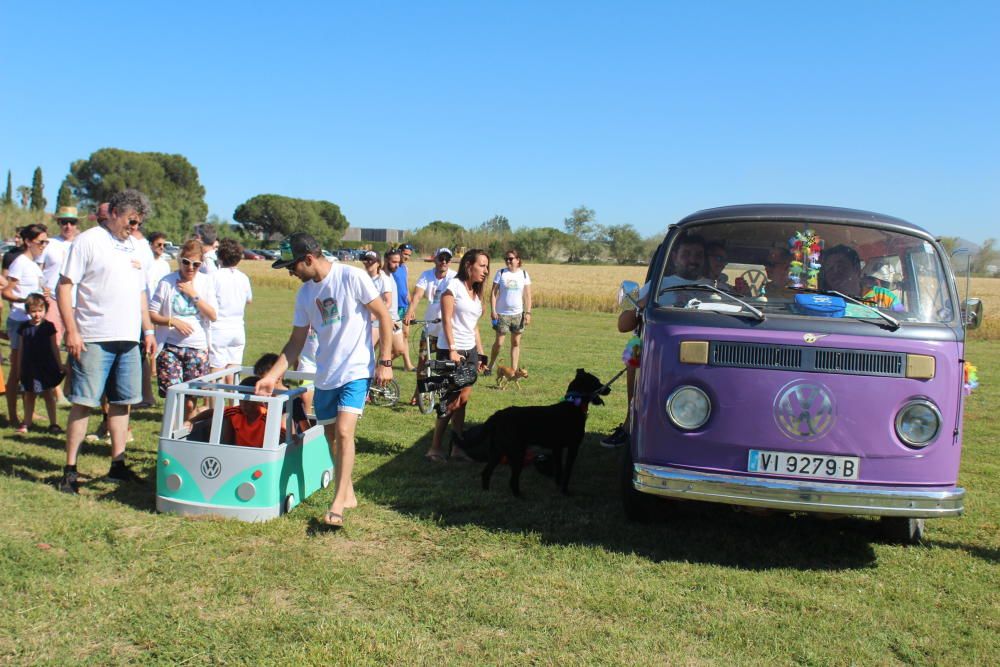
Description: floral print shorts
156,344,209,397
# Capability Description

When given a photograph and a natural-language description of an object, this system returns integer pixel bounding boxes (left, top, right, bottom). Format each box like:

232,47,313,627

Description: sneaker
600,423,629,448
14,423,28,435
106,462,145,484
85,422,110,444
58,470,80,494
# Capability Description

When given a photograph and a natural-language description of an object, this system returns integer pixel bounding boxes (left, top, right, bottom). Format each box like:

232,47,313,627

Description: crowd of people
0,191,254,495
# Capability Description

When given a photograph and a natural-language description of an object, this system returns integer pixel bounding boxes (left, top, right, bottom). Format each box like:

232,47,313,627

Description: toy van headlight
666,386,711,430
895,399,941,447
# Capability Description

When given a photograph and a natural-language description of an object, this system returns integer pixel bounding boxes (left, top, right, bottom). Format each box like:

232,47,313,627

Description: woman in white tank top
426,248,490,463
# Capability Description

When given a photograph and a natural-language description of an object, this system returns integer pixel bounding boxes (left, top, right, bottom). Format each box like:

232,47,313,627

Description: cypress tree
56,179,75,209
30,166,46,211
3,170,11,206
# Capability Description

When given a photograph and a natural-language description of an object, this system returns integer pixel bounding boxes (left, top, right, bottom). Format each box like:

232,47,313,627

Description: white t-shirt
380,271,400,322
147,256,172,297
639,275,703,305
7,253,44,322
292,264,380,390
60,225,147,342
493,268,531,315
148,272,217,349
210,267,252,326
200,248,219,274
415,268,456,337
297,326,319,374
439,277,482,351
40,235,71,292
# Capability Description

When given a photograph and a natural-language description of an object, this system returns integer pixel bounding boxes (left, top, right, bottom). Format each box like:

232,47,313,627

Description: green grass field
1,284,998,665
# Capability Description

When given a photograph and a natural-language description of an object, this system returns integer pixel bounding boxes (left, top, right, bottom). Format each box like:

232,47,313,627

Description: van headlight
895,400,941,447
666,386,711,430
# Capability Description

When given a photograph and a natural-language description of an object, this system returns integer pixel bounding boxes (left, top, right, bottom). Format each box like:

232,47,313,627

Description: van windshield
650,221,956,325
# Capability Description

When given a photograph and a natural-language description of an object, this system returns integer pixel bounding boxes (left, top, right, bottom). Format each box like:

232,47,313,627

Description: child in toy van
187,376,284,447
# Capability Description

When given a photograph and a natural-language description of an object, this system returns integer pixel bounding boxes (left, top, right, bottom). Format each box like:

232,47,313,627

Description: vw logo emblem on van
200,457,222,479
803,333,829,344
774,381,836,441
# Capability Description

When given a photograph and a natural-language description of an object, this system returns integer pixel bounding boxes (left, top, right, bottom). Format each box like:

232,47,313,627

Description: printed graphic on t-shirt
172,292,199,317
316,297,341,326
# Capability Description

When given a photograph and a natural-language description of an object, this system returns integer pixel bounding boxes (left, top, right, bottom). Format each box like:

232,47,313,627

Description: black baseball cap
272,232,322,269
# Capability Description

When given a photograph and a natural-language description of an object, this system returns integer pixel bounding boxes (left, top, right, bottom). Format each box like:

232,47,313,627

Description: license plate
748,450,860,481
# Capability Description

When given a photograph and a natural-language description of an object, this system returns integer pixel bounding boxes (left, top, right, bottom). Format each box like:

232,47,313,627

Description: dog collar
563,393,587,407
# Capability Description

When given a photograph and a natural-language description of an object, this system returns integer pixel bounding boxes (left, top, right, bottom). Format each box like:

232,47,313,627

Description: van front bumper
633,464,964,517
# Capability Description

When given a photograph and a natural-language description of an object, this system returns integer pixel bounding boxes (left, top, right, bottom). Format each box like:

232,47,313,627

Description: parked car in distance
243,249,264,260
162,242,180,259
254,248,279,261
321,249,339,261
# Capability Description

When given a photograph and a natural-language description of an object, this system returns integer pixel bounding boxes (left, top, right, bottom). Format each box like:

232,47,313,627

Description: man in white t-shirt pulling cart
255,233,395,529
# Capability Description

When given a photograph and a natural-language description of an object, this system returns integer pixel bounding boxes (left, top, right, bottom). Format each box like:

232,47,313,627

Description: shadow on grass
926,539,1000,564
0,451,63,485
356,428,880,571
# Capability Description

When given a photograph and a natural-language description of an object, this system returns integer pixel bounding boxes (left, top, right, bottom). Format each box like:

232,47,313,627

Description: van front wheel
879,517,925,545
620,446,654,522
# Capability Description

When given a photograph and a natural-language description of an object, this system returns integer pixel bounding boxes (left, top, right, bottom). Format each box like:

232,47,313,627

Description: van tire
284,493,296,514
880,517,925,545
620,445,654,522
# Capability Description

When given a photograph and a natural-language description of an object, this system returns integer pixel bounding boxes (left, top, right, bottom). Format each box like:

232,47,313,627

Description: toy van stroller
156,367,333,522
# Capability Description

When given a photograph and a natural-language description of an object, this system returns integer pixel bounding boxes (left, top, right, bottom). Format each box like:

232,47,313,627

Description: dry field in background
237,260,998,335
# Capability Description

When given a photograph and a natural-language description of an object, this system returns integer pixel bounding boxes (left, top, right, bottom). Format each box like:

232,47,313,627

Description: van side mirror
963,298,983,330
618,280,640,308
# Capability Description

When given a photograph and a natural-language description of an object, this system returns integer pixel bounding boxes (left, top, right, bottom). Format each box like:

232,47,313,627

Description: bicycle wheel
369,380,400,407
416,387,436,415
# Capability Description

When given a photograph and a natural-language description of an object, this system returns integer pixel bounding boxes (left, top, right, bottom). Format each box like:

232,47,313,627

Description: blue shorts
68,340,142,408
313,377,369,423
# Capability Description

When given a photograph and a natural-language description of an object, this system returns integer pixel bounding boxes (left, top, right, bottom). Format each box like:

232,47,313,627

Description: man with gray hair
57,189,158,493
194,223,219,274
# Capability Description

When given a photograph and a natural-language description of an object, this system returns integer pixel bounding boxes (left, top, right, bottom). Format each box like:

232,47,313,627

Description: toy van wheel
879,516,925,545
321,470,332,489
284,493,296,514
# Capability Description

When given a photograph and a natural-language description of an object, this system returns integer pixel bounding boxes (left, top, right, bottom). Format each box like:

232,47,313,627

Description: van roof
675,204,931,239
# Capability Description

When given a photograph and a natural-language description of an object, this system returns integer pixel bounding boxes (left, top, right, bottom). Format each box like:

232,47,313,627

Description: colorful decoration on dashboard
622,335,642,368
789,229,824,290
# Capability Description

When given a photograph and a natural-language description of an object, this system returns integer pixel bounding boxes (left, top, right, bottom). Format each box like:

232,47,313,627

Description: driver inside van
819,244,864,297
639,234,706,306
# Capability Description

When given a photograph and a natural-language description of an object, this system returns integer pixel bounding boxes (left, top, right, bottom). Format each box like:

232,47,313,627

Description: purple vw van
621,204,984,543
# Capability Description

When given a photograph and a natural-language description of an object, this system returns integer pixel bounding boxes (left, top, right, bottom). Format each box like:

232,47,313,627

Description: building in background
341,227,405,243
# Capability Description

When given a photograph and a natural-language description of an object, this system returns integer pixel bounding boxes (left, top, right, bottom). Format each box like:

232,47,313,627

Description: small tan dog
495,366,529,391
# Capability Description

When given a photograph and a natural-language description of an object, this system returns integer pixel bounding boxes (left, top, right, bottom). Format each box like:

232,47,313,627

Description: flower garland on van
789,229,824,290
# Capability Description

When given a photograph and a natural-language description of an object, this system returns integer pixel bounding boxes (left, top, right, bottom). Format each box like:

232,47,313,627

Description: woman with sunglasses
403,247,456,405
426,248,489,463
485,248,532,376
2,223,50,428
148,239,218,421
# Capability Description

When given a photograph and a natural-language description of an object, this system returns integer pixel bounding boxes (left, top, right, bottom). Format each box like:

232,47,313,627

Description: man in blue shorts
256,233,394,528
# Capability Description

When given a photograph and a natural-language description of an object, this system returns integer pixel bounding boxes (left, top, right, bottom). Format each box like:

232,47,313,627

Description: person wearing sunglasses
403,247,456,405
56,189,159,493
484,249,532,376
40,207,81,347
3,223,50,429
148,239,218,423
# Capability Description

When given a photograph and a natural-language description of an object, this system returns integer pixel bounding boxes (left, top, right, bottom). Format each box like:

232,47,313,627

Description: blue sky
2,1,998,241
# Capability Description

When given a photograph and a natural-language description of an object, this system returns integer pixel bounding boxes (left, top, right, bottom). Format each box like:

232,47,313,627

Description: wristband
143,329,155,337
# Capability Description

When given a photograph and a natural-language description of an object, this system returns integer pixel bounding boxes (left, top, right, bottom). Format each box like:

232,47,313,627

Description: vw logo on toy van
774,381,836,441
200,456,222,479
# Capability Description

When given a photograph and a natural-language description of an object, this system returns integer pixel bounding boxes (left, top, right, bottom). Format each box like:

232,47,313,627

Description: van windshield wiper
658,284,765,321
792,287,900,331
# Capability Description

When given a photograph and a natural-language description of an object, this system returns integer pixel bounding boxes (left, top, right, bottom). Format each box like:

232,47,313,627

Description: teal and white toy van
156,368,332,522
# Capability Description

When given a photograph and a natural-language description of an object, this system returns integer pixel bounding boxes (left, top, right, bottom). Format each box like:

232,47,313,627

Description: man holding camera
256,233,394,529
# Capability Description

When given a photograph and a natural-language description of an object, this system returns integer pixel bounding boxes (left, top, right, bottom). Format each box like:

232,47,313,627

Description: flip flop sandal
321,511,344,528
423,452,447,463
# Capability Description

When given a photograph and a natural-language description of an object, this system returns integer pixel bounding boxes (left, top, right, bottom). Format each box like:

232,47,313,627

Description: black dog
463,369,610,497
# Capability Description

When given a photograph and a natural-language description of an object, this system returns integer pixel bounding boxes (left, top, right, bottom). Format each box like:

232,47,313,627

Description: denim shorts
68,340,142,407
6,315,24,351
313,377,369,423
